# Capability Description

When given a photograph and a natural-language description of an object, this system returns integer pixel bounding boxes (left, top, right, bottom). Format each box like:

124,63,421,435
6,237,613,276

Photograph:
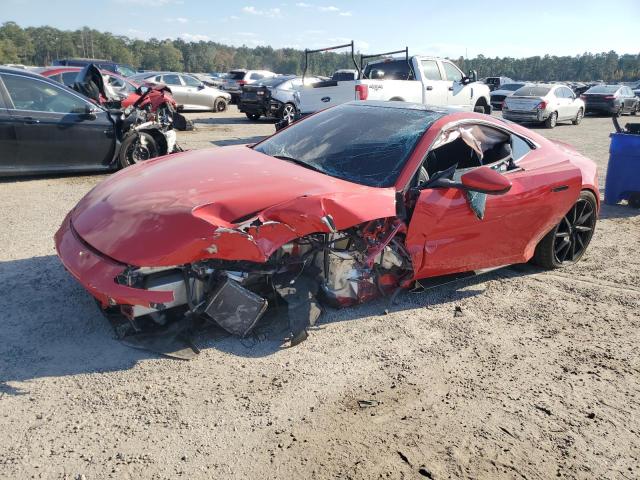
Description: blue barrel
604,132,640,205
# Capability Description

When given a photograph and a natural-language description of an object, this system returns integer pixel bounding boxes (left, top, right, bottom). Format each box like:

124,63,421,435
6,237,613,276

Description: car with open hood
55,101,599,358
0,66,180,176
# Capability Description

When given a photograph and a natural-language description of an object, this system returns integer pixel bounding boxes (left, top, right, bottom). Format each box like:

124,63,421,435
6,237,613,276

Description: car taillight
355,84,369,100
537,100,547,110
237,80,247,86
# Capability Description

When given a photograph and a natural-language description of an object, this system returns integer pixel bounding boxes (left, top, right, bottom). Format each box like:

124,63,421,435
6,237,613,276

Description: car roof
0,66,53,79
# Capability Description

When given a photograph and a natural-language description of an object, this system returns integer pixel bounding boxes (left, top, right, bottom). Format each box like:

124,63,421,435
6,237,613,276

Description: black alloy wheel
533,190,597,268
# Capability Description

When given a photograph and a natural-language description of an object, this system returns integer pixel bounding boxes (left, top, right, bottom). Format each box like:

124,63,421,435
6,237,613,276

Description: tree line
1,21,638,82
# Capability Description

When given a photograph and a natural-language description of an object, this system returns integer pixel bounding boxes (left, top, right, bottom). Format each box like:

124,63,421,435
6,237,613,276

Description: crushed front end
56,211,413,358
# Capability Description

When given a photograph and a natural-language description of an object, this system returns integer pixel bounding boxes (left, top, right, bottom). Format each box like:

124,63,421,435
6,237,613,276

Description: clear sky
2,0,639,57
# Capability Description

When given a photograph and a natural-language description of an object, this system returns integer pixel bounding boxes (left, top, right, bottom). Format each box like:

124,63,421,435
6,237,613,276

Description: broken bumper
503,110,546,122
54,213,174,309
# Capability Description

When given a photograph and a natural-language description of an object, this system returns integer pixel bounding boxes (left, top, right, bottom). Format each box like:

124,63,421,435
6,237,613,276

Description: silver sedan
130,71,231,112
502,84,585,128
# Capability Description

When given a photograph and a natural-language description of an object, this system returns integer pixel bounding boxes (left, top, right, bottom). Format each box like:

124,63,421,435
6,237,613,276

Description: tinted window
182,75,201,87
442,62,463,82
513,85,551,96
2,74,89,113
249,72,264,80
363,60,413,80
512,135,532,160
421,60,442,81
228,71,246,80
502,83,525,91
256,76,295,88
61,71,79,86
585,85,620,94
254,104,442,187
332,71,357,81
162,74,181,86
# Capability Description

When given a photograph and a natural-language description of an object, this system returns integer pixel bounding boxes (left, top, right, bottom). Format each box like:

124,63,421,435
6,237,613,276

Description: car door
441,61,471,109
405,125,582,279
0,86,20,174
160,74,188,106
557,87,574,120
419,59,448,106
181,74,210,109
0,72,115,173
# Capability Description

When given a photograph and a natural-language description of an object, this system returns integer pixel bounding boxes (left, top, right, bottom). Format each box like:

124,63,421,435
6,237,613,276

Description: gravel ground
1,107,639,480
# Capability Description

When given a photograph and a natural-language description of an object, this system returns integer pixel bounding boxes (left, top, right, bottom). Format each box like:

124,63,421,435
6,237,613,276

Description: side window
106,74,125,89
48,73,64,84
181,75,201,87
162,74,182,86
421,60,442,81
250,73,264,80
442,62,463,82
2,74,90,114
511,134,532,161
553,88,564,98
61,71,79,86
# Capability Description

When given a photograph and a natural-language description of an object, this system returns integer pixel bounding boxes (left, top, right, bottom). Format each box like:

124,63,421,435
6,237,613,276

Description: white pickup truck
294,56,491,115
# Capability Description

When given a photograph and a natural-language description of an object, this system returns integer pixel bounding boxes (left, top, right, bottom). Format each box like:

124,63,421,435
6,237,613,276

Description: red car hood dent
71,146,397,266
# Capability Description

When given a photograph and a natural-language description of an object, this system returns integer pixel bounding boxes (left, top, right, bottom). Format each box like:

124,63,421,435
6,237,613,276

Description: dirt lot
1,107,639,480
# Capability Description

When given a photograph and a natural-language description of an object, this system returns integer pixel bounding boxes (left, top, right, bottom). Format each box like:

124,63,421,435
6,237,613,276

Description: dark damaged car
55,102,600,357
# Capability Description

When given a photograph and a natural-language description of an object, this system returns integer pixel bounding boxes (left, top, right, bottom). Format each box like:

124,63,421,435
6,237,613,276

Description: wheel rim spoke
553,198,595,264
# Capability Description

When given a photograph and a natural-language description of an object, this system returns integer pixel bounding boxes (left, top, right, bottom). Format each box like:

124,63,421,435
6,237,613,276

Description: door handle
448,86,454,91
425,86,433,91
23,117,40,124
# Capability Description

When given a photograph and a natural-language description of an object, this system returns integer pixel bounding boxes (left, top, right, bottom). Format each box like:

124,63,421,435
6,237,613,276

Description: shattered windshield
254,103,441,187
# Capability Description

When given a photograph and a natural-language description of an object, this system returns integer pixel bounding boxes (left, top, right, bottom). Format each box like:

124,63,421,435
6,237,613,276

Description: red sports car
55,101,599,355
37,66,177,113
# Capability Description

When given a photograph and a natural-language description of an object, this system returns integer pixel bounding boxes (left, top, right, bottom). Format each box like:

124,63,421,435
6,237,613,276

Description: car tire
280,103,297,125
473,102,487,114
246,112,260,121
572,108,584,125
119,132,159,168
532,190,597,269
544,111,557,128
214,98,227,112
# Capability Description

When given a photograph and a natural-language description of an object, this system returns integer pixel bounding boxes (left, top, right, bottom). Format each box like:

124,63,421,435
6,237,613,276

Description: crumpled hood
72,145,397,266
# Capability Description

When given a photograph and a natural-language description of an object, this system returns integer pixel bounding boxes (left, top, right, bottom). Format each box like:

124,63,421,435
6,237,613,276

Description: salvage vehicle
0,67,180,176
238,74,322,122
502,84,585,128
52,58,137,77
36,66,178,117
581,84,639,116
489,82,528,110
55,101,599,358
130,71,231,111
294,43,491,116
222,69,277,103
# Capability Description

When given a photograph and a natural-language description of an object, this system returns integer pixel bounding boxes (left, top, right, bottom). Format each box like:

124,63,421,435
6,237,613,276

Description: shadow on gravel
210,135,268,147
598,203,640,219
0,255,533,393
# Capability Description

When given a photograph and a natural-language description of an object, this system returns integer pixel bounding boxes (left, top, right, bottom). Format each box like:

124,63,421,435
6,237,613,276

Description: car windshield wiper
272,155,324,174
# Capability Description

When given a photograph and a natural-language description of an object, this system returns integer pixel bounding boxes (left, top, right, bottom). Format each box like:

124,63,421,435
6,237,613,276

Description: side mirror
198,84,206,90
82,103,98,120
467,70,478,82
461,76,471,85
425,166,511,195
460,166,511,195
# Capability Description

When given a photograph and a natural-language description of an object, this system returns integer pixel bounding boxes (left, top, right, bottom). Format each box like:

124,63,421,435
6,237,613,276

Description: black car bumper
585,101,620,114
238,99,284,117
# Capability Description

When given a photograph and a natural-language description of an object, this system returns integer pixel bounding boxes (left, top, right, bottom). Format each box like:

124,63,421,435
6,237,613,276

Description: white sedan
502,84,585,128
